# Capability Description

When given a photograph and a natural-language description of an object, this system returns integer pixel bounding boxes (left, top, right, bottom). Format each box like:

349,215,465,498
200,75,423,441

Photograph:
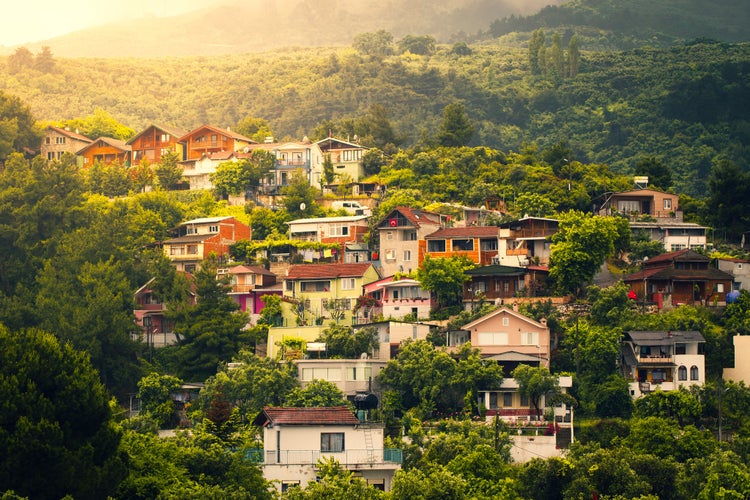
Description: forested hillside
3,39,749,197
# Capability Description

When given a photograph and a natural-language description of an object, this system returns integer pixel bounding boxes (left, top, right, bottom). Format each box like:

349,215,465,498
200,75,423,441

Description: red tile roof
229,265,275,276
286,263,373,280
253,406,360,427
426,226,499,239
379,206,443,228
47,126,92,143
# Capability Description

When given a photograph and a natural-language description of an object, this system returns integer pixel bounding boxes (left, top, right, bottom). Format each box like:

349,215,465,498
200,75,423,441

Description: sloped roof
286,263,374,280
229,265,275,277
180,216,234,225
46,126,92,143
425,226,499,239
253,406,360,427
76,136,131,154
126,123,187,145
377,206,443,229
461,306,548,331
162,234,214,244
178,124,256,143
624,330,705,344
316,137,368,151
645,248,707,265
288,215,369,225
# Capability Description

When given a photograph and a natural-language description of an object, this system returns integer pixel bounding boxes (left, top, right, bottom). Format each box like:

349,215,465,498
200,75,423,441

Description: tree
511,364,559,420
285,379,348,408
707,158,750,241
6,47,34,73
549,211,622,296
281,169,319,218
633,388,703,426
435,103,475,147
567,35,580,78
416,255,475,309
353,30,394,57
235,115,273,143
398,35,436,55
587,281,638,328
137,372,183,428
0,325,127,499
0,92,40,160
358,104,401,149
171,259,251,381
154,150,184,190
528,29,546,75
315,324,379,359
513,192,556,218
246,206,290,241
34,46,56,73
285,457,383,499
61,108,134,141
635,156,672,191
361,147,386,177
322,153,335,187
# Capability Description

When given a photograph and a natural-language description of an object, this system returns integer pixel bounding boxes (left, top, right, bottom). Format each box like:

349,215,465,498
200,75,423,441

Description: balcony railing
257,448,402,466
636,355,674,365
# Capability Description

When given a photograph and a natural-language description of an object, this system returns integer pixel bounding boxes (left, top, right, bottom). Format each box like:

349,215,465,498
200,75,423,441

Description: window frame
320,432,345,453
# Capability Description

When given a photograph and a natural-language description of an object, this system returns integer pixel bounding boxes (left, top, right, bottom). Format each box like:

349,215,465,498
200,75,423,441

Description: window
503,393,513,407
489,393,498,409
618,200,640,213
346,366,372,381
675,343,686,355
715,283,725,293
301,368,341,381
520,394,529,407
341,278,356,290
186,245,198,255
386,231,393,240
690,366,699,380
664,198,672,210
406,231,417,241
385,249,396,261
502,318,509,326
330,224,349,237
281,482,300,492
301,281,330,292
169,245,185,255
520,331,539,345
452,239,474,251
427,240,446,252
55,136,66,144
678,366,687,380
480,239,498,251
45,137,51,145
321,432,345,452
651,369,666,382
478,332,508,345
47,152,55,160
403,250,412,261
209,225,219,233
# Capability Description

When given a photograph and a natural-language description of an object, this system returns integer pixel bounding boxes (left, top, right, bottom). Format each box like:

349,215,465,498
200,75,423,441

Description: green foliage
587,281,638,327
0,325,127,499
137,372,183,428
285,379,348,408
550,211,624,295
212,151,275,198
416,255,475,309
196,352,298,422
0,91,40,160
511,364,559,419
435,102,475,147
315,324,379,359
245,206,290,241
633,388,703,426
234,115,273,143
353,30,394,57
60,108,134,140
281,170,320,218
285,457,382,499
154,150,184,190
171,259,251,381
623,416,717,462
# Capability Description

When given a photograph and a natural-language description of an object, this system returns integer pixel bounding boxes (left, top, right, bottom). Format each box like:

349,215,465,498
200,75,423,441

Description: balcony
257,448,403,466
277,159,310,169
636,355,674,365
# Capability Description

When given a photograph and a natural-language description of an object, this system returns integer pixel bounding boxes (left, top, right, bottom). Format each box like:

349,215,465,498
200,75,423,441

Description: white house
252,406,401,492
620,330,706,398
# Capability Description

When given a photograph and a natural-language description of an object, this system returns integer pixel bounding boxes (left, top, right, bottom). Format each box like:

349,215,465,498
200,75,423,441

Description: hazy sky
0,0,221,46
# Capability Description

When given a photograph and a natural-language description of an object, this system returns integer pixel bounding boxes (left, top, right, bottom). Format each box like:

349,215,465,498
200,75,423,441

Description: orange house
178,125,256,161
422,226,500,265
128,124,186,164
76,137,131,166
162,216,252,272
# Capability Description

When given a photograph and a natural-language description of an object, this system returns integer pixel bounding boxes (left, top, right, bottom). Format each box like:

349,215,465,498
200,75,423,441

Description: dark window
678,366,687,380
503,393,513,407
690,366,699,380
452,239,474,251
427,240,446,252
675,343,686,355
321,432,345,452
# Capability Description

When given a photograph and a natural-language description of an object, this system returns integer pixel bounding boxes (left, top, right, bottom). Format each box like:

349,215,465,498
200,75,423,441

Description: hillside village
29,117,748,494
3,6,750,493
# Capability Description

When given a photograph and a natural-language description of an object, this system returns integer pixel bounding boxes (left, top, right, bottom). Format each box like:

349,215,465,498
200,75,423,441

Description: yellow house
280,263,380,328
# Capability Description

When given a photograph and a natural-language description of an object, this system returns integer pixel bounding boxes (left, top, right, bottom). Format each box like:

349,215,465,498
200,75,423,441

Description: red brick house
162,216,251,272
423,226,500,266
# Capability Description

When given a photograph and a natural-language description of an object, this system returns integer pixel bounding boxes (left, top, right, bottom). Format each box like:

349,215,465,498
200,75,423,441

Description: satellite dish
300,202,306,211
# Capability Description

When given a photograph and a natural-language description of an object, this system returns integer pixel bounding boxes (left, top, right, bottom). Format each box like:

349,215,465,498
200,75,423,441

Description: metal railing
253,448,402,465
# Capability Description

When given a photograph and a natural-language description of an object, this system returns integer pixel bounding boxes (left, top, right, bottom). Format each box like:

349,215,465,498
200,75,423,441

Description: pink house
226,265,281,319
361,276,433,321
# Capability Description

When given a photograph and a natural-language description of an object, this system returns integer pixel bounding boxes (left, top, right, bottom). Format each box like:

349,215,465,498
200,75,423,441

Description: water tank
353,392,379,410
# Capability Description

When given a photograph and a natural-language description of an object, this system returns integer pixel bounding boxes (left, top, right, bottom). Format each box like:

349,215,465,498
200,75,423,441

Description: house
180,150,258,191
162,216,251,272
452,307,551,370
715,257,750,291
620,330,706,398
315,137,368,183
127,124,186,165
133,275,195,348
281,262,380,326
41,126,92,162
360,320,432,360
478,376,574,462
422,226,500,266
463,265,528,309
266,325,328,360
600,187,680,221
376,207,445,277
630,220,708,252
287,215,370,263
249,140,321,193
225,265,280,321
76,136,131,166
252,406,401,492
361,276,433,322
178,125,256,161
294,358,388,399
623,249,734,308
724,334,750,384
496,216,558,267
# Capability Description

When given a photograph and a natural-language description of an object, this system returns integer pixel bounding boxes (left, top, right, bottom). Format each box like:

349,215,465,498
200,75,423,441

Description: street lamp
642,256,649,312
564,158,571,191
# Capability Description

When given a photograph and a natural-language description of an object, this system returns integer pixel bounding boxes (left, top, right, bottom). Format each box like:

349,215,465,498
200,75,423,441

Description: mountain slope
5,0,560,58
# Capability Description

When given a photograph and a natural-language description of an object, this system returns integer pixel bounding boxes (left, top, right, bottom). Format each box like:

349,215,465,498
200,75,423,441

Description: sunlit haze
0,0,222,46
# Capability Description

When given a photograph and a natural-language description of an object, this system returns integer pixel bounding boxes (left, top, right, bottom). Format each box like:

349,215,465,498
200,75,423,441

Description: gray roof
624,330,705,344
